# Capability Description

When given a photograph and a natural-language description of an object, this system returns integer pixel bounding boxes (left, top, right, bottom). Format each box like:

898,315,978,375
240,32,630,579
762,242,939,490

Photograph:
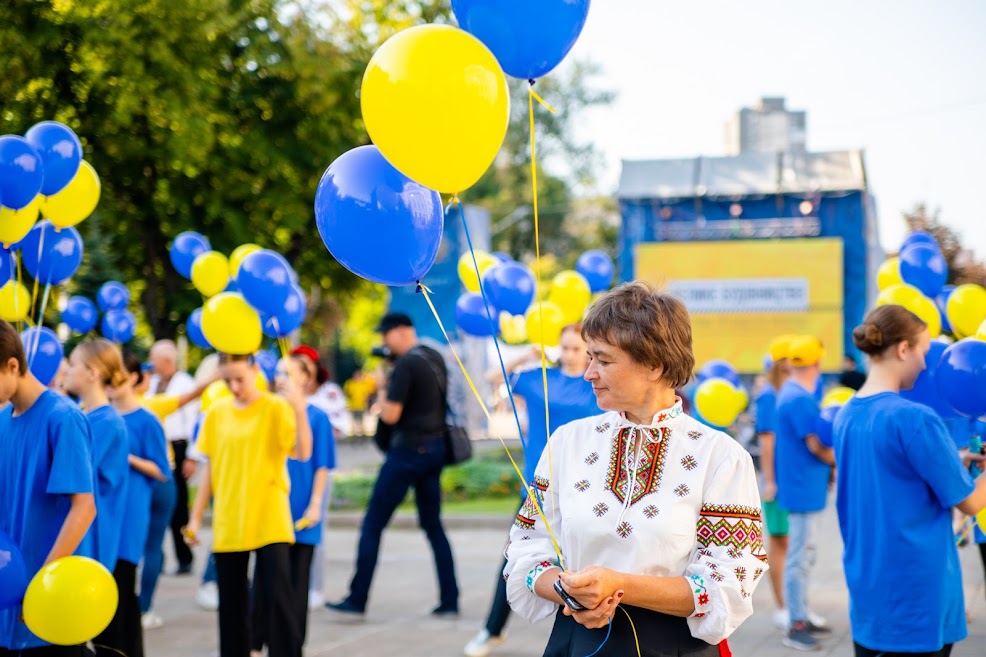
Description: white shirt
308,382,351,437
504,399,767,645
147,371,198,443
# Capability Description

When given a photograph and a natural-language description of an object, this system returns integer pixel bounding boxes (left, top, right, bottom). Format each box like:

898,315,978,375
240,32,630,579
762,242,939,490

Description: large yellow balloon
876,257,902,290
499,312,527,345
191,251,230,297
23,556,117,645
876,283,923,309
458,251,498,293
548,270,592,325
978,507,986,537
201,292,262,355
229,243,262,278
977,319,986,341
201,373,268,411
40,161,101,229
694,378,744,428
361,24,510,193
0,196,40,247
0,281,31,321
822,386,855,409
909,294,941,338
525,301,565,347
946,284,986,339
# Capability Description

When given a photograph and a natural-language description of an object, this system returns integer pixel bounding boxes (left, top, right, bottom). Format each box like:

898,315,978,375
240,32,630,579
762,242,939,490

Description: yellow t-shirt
196,393,297,552
139,394,181,469
344,377,376,411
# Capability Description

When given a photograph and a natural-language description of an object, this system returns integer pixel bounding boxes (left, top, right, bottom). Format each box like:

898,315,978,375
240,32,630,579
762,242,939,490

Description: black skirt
542,605,719,657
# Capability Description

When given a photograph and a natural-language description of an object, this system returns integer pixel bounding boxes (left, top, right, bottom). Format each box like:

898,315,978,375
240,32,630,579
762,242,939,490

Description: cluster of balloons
454,250,614,347
816,386,856,447
902,338,986,420
170,232,305,355
692,360,749,429
315,2,590,288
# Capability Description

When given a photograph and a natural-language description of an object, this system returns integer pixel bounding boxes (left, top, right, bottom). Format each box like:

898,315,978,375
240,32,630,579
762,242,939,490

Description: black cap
375,312,414,334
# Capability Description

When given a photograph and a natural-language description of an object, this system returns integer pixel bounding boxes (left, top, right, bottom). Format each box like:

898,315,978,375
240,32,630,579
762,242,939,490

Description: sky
558,0,986,257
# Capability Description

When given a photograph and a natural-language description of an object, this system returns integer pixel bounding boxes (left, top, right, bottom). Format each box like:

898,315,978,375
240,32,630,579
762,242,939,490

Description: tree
903,204,986,287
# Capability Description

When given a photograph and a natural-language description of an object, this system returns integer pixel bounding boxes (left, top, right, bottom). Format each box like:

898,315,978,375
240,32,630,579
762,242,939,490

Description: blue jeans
784,511,818,625
202,552,217,584
140,478,177,613
345,438,458,611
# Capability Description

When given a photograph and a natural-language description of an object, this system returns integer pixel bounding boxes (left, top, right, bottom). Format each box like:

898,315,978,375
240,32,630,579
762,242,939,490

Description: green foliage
903,203,986,287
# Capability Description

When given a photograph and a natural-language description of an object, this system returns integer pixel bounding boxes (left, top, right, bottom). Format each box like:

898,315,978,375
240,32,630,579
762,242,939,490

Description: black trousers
93,560,143,657
854,642,953,657
169,439,193,568
543,605,717,657
482,558,512,637
251,543,315,656
0,647,92,657
215,544,300,657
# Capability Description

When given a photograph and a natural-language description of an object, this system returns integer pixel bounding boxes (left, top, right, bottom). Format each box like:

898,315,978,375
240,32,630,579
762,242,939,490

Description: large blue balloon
237,249,293,314
483,262,535,315
97,281,130,312
19,221,83,285
936,339,986,418
0,529,28,610
24,122,83,196
62,295,98,334
0,247,12,285
935,286,955,335
169,231,211,280
900,340,956,418
101,309,136,343
21,326,63,387
455,292,499,337
900,230,939,253
452,0,591,80
254,349,278,385
186,307,212,349
576,250,615,293
260,284,307,338
492,252,514,265
696,360,742,387
899,243,947,298
0,136,43,210
314,145,443,287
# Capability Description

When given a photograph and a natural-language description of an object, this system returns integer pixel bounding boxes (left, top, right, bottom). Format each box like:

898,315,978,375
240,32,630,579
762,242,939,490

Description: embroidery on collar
605,426,671,507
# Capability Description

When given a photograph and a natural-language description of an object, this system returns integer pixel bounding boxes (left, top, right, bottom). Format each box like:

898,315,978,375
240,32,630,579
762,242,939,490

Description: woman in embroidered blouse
504,282,767,656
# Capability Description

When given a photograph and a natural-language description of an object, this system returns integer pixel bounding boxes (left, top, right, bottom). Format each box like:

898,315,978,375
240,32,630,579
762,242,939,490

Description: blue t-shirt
754,385,778,435
288,405,336,545
85,405,130,570
512,368,598,487
117,408,171,564
833,394,974,652
0,391,94,650
775,379,829,513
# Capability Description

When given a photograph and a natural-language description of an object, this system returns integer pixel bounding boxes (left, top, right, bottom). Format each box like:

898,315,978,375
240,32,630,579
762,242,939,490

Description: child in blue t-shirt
834,305,986,656
0,320,97,654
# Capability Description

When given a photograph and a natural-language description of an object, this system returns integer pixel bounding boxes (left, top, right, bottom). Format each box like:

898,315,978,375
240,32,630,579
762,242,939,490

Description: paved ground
142,441,986,657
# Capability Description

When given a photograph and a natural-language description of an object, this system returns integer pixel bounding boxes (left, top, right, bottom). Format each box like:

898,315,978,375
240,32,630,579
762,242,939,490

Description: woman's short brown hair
0,320,27,376
581,281,694,388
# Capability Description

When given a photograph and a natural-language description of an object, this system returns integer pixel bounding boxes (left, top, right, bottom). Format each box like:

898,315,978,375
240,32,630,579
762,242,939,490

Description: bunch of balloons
816,387,855,447
692,360,749,428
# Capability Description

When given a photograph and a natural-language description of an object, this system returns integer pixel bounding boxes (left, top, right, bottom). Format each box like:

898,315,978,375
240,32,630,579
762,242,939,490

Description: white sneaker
807,610,829,629
141,612,164,630
308,590,324,608
195,581,219,611
772,608,790,630
463,629,506,657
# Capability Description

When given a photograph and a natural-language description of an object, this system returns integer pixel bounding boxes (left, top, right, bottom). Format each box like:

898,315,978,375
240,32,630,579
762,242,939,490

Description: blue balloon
62,295,98,334
936,338,986,418
696,360,742,387
455,292,499,337
0,247,12,285
186,307,212,349
900,340,956,418
260,284,307,338
935,286,955,335
97,281,130,312
452,0,591,80
0,136,43,210
19,221,83,285
101,309,136,343
237,249,293,314
169,231,211,280
24,122,83,196
900,230,939,253
816,404,841,448
314,145,443,287
254,349,278,385
492,252,513,265
576,250,615,293
224,278,239,293
483,262,535,315
0,529,28,610
899,243,948,298
21,326,63,387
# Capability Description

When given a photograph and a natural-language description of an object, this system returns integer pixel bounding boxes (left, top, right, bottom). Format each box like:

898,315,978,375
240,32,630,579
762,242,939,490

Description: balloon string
955,515,980,545
529,85,557,114
450,195,528,452
14,251,25,332
28,281,52,369
418,283,565,570
29,223,46,320
270,317,288,358
620,606,642,657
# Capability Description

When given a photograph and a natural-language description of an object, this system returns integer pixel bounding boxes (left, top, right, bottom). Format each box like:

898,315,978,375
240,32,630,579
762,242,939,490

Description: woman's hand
559,565,625,611
563,590,624,629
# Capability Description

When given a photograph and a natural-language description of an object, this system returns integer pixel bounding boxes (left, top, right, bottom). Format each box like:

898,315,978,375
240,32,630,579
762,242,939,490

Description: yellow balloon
40,161,101,229
200,373,268,411
548,270,592,325
876,283,923,309
361,24,510,193
822,386,855,409
525,301,565,347
876,257,902,290
977,319,986,341
458,251,498,293
201,292,262,355
0,281,31,322
499,312,528,345
946,284,986,339
978,507,986,536
229,243,262,278
0,195,40,247
191,251,230,297
694,378,743,427
909,294,941,338
23,556,117,645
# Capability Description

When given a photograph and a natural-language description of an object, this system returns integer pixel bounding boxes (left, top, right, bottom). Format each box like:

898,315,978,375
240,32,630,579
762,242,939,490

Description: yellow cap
768,335,795,362
788,335,825,367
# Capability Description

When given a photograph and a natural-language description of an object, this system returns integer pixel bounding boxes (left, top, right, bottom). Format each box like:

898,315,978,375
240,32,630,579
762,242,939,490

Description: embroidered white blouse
504,399,767,645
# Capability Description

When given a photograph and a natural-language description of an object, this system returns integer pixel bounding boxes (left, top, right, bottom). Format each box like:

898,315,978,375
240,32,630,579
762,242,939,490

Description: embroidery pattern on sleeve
695,504,768,562
689,574,710,618
514,475,551,530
